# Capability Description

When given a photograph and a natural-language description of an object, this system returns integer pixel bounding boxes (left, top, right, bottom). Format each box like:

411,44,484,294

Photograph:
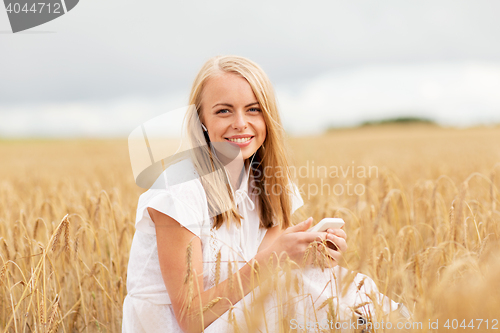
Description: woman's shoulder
135,157,210,235
148,157,199,189
138,157,207,209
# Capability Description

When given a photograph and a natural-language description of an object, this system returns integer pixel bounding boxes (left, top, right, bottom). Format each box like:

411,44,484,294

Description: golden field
1,124,500,332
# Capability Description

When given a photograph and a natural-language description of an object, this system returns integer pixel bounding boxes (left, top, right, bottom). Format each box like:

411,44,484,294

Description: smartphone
308,218,345,232
307,218,345,251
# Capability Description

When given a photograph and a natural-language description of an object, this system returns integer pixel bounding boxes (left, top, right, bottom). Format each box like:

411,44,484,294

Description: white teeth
227,137,252,143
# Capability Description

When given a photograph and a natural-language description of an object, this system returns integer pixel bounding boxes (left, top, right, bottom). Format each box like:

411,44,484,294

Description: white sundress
122,158,400,333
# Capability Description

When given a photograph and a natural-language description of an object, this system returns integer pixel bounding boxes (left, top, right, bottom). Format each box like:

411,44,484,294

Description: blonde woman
123,56,399,333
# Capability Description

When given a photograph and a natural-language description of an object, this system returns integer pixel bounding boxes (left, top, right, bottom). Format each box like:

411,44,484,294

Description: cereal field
1,124,500,332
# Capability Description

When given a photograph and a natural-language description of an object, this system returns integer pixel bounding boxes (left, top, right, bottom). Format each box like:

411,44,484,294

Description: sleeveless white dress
122,159,399,332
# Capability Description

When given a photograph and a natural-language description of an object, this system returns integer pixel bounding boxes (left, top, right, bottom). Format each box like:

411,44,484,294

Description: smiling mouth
225,136,254,143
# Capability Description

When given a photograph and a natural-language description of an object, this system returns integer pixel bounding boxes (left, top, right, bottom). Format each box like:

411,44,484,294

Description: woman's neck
224,156,247,191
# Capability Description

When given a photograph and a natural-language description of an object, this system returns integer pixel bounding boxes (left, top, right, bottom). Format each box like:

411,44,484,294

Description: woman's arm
258,222,348,261
150,208,346,333
151,207,279,332
257,224,284,252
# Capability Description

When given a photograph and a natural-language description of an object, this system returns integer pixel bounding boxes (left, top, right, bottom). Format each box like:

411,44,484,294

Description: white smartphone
308,218,345,251
308,218,345,232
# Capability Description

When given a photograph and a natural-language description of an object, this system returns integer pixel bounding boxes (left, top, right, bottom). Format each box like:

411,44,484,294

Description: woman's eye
248,108,261,112
216,109,230,114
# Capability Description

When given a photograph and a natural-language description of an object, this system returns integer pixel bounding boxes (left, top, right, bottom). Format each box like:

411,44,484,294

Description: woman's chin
241,145,261,160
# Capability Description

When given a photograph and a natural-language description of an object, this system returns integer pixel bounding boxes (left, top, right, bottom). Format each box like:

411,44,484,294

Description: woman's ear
202,124,210,143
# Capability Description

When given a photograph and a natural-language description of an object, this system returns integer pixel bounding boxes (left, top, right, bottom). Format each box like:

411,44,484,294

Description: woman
123,55,397,333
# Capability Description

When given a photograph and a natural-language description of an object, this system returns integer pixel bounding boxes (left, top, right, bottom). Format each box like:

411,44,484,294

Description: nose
232,111,248,130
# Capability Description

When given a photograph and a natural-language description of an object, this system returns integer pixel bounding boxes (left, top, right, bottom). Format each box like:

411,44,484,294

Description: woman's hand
266,217,347,268
324,226,347,264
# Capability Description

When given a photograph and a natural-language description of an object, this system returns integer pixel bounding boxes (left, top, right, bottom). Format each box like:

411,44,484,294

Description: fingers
326,248,342,264
326,228,347,241
301,217,313,230
286,217,313,233
307,242,341,268
326,233,348,252
305,232,342,248
325,239,339,251
306,232,347,253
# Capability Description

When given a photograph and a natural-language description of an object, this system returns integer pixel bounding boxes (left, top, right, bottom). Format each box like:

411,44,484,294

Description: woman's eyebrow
212,102,259,109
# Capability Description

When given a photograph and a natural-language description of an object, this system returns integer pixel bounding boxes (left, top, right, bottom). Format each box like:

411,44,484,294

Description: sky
1,0,500,137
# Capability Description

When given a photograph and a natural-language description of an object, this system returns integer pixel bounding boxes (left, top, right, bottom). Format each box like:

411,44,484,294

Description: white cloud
1,0,500,104
277,61,500,134
1,61,500,138
0,92,187,138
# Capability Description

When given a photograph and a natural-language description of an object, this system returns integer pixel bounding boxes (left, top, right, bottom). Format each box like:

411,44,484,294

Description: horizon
2,1,500,138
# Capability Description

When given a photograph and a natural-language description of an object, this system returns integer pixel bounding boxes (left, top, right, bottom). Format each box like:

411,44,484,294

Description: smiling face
200,72,267,161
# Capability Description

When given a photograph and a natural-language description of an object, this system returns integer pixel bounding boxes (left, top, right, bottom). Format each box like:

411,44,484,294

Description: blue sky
1,0,499,137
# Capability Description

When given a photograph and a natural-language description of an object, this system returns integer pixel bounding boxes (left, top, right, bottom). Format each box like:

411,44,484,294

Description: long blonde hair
186,55,294,230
